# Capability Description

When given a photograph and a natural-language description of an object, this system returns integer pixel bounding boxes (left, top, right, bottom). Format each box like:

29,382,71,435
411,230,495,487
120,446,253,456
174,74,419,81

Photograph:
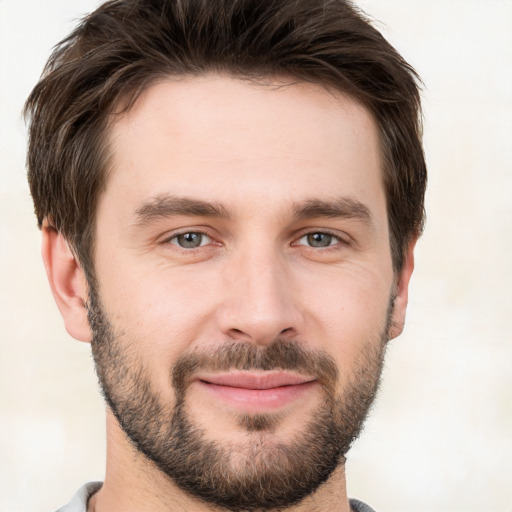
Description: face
86,75,408,510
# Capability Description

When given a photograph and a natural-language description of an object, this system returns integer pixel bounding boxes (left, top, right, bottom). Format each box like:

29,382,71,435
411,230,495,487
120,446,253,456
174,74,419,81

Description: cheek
97,249,212,319
94,257,219,380
298,263,393,358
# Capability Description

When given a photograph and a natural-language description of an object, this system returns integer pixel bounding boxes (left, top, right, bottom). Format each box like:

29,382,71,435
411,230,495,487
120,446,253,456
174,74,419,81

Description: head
25,1,426,510
25,0,425,281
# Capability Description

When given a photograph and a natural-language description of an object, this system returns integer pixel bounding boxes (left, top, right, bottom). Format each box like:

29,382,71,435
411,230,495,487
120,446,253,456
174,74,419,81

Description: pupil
308,233,332,247
178,233,201,248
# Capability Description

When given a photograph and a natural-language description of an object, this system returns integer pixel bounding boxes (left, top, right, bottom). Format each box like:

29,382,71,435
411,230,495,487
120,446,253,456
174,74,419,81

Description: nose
216,247,304,346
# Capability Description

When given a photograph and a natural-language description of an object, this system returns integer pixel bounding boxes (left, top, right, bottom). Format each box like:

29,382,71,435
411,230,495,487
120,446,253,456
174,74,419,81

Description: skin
42,75,415,512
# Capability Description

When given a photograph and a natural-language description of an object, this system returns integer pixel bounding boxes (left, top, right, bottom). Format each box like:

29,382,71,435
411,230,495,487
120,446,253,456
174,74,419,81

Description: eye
297,232,341,248
169,232,212,249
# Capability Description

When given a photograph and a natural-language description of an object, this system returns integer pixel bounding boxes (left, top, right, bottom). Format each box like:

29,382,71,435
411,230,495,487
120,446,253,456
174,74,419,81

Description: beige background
1,1,511,511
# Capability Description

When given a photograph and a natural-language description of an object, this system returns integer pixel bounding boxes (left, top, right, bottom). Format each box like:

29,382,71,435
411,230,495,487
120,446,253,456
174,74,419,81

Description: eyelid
292,228,351,247
157,226,351,251
171,232,212,248
159,227,217,246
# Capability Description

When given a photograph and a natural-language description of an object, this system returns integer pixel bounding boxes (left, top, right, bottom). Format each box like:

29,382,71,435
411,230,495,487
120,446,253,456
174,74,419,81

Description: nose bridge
219,241,302,344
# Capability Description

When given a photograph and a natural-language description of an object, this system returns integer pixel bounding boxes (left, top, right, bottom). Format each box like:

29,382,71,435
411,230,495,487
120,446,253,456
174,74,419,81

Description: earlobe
388,239,416,340
41,224,92,343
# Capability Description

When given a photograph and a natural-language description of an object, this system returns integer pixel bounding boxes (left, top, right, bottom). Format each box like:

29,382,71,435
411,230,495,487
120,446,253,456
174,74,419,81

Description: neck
89,410,352,512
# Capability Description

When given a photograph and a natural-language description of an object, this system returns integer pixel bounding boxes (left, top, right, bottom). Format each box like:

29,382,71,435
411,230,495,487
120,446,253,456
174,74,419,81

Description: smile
193,371,318,411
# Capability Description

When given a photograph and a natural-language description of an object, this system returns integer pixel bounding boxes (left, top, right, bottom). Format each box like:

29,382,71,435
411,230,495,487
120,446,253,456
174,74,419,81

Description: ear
388,239,417,340
41,224,92,343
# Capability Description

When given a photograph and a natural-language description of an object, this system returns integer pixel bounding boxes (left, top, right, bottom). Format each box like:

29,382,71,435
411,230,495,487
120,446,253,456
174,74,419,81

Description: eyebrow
293,198,373,225
134,195,232,225
133,194,372,227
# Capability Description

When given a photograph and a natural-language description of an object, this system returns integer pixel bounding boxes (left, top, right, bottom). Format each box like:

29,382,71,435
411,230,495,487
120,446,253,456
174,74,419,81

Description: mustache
171,339,339,397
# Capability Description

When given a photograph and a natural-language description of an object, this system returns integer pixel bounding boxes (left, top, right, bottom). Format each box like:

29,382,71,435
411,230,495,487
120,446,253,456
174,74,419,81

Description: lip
193,371,317,411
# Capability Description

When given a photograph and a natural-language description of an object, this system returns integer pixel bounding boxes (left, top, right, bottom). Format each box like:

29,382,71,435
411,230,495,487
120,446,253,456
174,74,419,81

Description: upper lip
194,371,315,390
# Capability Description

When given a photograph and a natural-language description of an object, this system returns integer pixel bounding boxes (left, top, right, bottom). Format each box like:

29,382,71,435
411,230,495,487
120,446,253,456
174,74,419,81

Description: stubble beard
88,287,390,511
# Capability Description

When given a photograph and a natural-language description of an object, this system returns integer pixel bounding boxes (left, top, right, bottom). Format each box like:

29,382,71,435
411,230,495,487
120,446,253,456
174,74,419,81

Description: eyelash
293,230,349,250
163,230,214,250
162,229,349,252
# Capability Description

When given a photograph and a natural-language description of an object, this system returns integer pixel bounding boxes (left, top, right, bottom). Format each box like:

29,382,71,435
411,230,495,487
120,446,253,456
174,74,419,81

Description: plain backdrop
1,1,511,511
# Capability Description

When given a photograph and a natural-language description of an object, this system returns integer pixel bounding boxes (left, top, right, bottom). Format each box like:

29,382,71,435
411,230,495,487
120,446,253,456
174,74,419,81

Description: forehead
104,74,385,219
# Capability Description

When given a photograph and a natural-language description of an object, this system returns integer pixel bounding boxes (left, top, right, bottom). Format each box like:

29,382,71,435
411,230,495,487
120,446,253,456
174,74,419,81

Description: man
24,0,426,510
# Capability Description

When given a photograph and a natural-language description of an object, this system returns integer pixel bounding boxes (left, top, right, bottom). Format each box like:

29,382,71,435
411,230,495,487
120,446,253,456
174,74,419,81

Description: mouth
192,371,317,411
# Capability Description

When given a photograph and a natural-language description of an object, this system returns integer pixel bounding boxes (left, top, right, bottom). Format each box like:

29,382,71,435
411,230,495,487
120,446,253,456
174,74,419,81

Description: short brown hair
25,0,426,280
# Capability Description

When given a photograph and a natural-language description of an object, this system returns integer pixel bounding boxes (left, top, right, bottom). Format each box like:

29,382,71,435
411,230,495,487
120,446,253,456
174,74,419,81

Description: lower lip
196,380,317,411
